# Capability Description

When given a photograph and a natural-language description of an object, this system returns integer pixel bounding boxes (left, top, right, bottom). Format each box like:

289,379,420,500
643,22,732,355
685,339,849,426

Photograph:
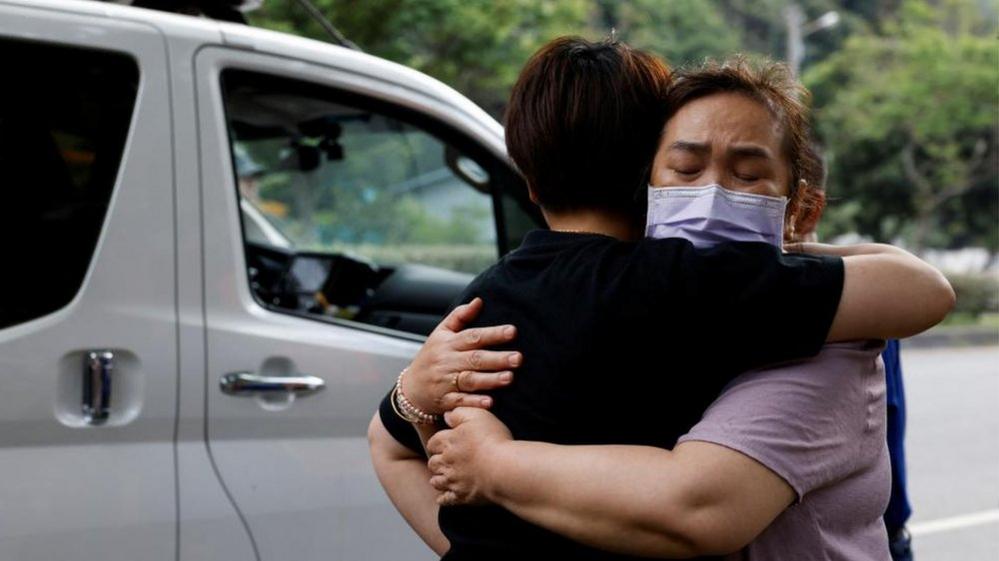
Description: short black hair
505,37,671,213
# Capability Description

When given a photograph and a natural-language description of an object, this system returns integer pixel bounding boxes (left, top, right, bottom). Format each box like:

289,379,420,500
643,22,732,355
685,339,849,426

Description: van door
195,47,537,559
0,5,177,560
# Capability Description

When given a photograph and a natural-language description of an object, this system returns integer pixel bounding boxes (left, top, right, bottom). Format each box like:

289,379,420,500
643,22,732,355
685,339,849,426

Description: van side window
221,70,540,336
0,39,139,329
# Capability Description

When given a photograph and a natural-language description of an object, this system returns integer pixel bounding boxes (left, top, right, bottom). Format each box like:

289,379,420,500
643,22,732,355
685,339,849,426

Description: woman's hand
403,297,522,415
784,241,908,258
426,407,514,506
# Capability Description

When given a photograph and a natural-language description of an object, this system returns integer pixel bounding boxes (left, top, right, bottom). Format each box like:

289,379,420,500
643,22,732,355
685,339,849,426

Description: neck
542,208,640,241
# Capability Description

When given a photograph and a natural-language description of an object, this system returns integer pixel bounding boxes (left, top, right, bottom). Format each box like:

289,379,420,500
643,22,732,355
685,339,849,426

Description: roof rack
126,0,251,23
289,0,360,51
106,0,360,50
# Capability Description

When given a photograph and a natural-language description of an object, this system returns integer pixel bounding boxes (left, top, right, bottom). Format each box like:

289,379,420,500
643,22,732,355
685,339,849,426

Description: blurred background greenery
249,0,997,253
247,0,998,321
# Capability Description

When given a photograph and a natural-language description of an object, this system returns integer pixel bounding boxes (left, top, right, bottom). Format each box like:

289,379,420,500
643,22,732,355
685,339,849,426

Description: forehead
663,92,783,150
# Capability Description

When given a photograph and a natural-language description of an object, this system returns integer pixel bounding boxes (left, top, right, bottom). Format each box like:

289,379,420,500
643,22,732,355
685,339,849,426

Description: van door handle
83,351,114,425
220,372,325,397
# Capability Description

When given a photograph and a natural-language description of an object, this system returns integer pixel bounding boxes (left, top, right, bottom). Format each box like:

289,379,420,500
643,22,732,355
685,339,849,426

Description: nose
695,166,724,187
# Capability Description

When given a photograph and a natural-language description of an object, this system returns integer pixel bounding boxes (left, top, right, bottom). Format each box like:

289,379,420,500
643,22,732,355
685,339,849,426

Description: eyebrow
667,141,709,154
728,144,773,160
667,141,774,160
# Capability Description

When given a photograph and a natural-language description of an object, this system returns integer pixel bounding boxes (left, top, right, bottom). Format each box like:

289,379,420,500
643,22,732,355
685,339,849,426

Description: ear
788,180,826,241
526,182,540,205
786,180,826,242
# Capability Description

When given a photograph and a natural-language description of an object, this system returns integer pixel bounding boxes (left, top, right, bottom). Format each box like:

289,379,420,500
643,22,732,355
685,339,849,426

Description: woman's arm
799,243,956,341
402,244,954,417
367,413,449,555
366,300,523,554
426,408,794,558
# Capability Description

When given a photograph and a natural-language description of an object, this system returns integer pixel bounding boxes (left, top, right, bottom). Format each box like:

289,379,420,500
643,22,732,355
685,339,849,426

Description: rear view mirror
445,145,490,192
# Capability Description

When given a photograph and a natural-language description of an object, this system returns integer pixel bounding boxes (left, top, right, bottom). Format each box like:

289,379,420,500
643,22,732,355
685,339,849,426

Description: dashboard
245,242,473,336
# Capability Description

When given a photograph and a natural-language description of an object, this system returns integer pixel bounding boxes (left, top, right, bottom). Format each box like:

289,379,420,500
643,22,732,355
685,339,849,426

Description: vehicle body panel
0,2,177,558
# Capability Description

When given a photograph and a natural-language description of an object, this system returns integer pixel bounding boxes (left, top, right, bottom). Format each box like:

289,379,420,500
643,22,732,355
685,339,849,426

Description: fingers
429,474,449,492
784,242,803,254
453,324,518,351
428,454,446,474
437,490,458,506
428,462,461,505
426,431,448,456
459,370,513,392
453,350,522,373
438,297,483,332
439,392,493,411
444,406,480,428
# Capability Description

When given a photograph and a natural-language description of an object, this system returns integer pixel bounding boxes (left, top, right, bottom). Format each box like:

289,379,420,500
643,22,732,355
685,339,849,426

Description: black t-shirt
379,230,844,561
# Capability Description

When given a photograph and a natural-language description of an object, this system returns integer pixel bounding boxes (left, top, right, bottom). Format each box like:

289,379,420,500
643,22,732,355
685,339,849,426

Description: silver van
0,1,539,558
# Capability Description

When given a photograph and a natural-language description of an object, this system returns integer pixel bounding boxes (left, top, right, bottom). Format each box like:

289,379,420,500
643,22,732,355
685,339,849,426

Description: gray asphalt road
902,345,999,560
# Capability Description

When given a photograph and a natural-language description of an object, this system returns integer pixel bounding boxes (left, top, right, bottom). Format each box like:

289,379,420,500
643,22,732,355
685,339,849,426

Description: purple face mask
645,184,787,249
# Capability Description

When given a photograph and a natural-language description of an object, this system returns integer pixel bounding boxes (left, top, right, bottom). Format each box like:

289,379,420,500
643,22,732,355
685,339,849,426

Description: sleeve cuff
378,388,426,458
677,432,809,503
792,254,845,357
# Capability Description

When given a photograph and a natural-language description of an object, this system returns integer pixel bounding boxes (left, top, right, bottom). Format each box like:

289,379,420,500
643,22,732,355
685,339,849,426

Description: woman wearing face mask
370,47,953,561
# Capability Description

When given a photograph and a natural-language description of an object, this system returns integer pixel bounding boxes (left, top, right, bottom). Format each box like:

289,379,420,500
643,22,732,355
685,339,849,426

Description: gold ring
452,372,461,392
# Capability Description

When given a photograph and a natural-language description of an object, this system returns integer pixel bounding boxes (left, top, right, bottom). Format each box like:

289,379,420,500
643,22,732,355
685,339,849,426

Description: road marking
909,509,999,537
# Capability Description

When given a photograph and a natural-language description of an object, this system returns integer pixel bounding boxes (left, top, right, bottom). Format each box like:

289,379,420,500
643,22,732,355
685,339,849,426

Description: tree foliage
249,0,998,255
250,0,591,114
805,0,997,252
596,0,741,67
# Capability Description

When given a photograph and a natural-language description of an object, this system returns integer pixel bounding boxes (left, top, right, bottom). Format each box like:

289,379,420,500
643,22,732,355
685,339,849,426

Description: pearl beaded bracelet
391,369,441,425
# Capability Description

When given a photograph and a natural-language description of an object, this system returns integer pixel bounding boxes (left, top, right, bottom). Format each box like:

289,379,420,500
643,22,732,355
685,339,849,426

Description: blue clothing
883,339,913,532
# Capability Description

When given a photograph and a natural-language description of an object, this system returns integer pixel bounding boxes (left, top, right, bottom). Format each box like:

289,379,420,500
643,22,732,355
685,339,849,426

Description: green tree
250,0,592,115
595,0,741,66
246,0,997,254
805,0,998,253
